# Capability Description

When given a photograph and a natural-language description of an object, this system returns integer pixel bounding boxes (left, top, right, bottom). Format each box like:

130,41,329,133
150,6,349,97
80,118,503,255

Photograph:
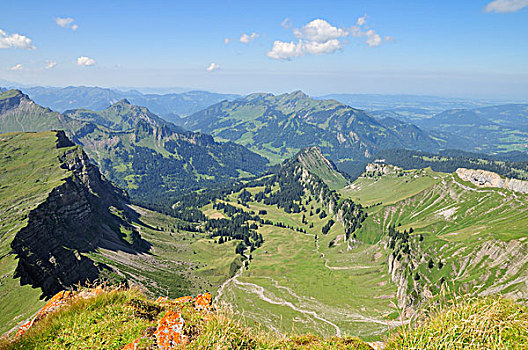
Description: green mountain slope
0,131,253,334
0,90,268,209
348,165,528,312
183,91,440,165
295,147,349,190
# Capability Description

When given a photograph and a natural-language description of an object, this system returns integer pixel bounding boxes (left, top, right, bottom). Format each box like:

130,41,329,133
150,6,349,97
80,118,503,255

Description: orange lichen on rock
193,292,212,310
154,310,187,349
36,290,73,319
121,338,140,350
174,296,193,304
156,296,170,303
14,288,108,338
14,320,34,338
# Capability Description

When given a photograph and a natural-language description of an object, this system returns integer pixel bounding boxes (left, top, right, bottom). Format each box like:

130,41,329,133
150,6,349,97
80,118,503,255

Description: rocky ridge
456,167,528,193
10,131,144,297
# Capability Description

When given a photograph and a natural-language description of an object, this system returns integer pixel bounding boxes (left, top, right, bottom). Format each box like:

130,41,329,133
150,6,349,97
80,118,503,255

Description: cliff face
456,168,528,193
10,131,144,297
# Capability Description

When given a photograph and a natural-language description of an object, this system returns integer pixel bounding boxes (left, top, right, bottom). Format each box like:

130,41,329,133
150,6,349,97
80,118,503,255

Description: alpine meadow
0,1,527,349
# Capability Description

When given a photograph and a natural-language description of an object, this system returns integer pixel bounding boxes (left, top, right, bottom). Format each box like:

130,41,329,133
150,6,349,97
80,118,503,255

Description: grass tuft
385,296,528,349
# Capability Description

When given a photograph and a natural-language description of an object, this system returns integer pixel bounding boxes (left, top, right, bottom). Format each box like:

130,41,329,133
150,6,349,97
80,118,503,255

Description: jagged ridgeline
260,147,366,235
0,89,268,210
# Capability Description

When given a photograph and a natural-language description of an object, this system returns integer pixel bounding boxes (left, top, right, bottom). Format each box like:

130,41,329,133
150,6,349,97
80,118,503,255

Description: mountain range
182,91,441,170
410,104,528,153
16,85,239,123
0,86,528,340
0,89,268,209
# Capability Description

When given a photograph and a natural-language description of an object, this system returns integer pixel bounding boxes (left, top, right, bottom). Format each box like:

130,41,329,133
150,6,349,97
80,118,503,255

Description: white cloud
281,17,292,28
0,29,36,49
224,38,231,44
76,56,96,66
206,62,220,72
365,30,382,47
485,0,528,12
267,17,389,60
10,63,23,71
45,61,57,69
293,19,348,43
267,38,343,60
55,17,78,30
267,41,303,60
303,39,342,54
356,15,367,26
240,32,259,44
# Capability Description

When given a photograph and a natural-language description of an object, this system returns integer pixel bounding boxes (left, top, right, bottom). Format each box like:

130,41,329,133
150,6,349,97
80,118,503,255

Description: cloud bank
267,17,388,60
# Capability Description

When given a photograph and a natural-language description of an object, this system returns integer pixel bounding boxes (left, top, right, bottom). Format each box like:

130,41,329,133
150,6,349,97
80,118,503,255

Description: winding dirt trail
215,228,405,337
233,278,343,336
214,259,245,305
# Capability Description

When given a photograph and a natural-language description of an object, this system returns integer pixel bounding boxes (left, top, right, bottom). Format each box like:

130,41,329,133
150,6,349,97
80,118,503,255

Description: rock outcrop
365,162,402,176
456,168,528,193
10,131,146,297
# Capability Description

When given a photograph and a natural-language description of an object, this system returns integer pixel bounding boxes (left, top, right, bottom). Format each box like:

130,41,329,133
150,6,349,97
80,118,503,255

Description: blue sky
0,0,527,98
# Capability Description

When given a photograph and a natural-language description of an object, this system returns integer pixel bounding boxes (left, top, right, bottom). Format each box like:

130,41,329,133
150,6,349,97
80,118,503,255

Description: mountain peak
296,146,333,169
243,92,274,101
0,89,32,114
289,90,309,98
290,147,349,190
0,89,29,101
113,98,132,106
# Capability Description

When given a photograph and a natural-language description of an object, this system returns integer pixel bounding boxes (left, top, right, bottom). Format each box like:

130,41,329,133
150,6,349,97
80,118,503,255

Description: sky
0,0,527,98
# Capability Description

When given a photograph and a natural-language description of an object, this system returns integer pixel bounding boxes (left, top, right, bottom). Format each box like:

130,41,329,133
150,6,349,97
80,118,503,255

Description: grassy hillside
193,149,397,339
341,167,446,206
197,153,528,340
386,296,528,349
346,165,528,313
0,287,374,350
2,287,525,349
